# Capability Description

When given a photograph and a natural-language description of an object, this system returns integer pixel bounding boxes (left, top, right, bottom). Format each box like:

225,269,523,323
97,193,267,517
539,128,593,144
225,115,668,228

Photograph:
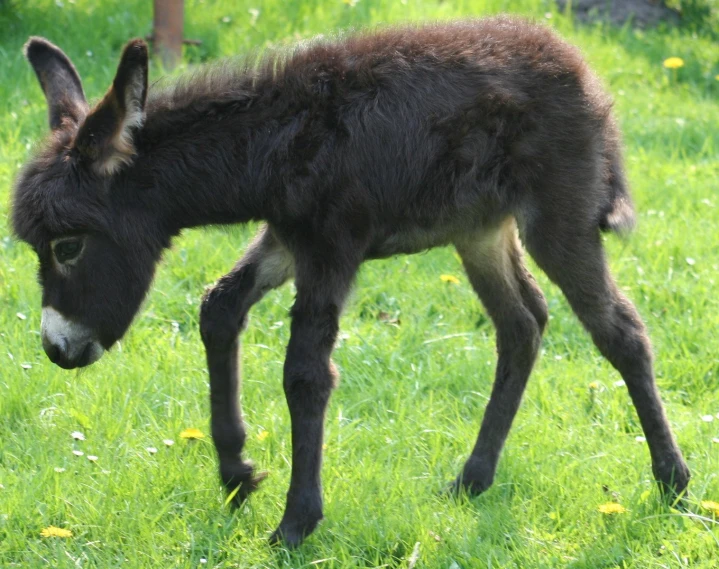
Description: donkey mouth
44,337,105,369
41,306,105,369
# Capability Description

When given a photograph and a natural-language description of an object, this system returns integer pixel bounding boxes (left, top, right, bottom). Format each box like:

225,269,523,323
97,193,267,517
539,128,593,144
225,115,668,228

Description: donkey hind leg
452,219,548,495
523,219,689,498
269,249,360,548
200,225,294,506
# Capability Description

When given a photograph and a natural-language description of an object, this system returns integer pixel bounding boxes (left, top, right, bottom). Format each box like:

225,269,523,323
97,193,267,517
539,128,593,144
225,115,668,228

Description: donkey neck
135,88,297,233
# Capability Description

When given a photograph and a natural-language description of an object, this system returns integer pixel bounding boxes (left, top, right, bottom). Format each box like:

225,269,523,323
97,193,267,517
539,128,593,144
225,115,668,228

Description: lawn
0,0,718,567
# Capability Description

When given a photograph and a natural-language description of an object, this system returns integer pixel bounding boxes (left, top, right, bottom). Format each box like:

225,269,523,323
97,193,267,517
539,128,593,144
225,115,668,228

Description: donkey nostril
43,337,68,365
45,342,61,364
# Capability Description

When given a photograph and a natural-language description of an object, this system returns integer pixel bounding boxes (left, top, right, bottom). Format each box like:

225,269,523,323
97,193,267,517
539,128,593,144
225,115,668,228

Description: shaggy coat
12,18,688,547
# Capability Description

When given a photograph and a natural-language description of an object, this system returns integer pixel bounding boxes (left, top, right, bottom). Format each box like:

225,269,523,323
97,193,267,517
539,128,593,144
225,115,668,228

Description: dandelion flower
72,450,84,457
146,447,158,454
440,274,460,284
700,500,719,516
40,526,72,538
180,428,205,440
663,57,684,69
163,439,175,446
71,431,85,441
257,430,269,442
598,502,627,514
87,455,98,462
588,381,599,389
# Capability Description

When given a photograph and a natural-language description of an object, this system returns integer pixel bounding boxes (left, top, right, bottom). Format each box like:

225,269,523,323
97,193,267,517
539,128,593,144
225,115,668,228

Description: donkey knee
283,357,337,403
200,285,250,352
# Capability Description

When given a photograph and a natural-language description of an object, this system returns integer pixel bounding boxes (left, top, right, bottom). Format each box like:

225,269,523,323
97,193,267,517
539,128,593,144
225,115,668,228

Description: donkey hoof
445,476,492,498
269,526,302,549
654,459,690,505
268,515,323,549
229,471,269,508
220,461,268,508
447,456,495,497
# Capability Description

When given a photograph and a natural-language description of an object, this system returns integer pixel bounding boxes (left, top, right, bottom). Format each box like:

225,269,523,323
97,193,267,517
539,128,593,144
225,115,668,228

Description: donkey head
11,38,167,369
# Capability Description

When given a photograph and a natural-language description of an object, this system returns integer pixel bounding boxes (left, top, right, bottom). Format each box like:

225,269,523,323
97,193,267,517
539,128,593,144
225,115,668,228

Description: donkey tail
599,148,636,236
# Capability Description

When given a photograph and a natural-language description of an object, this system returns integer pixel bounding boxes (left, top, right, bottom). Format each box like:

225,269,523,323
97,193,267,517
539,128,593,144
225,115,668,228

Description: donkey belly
365,204,514,260
366,223,464,259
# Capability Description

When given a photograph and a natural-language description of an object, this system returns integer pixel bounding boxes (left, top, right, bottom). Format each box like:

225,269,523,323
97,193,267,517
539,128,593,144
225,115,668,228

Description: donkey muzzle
41,307,104,369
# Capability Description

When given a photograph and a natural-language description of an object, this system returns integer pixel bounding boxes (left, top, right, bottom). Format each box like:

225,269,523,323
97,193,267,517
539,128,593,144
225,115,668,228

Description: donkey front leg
200,226,294,506
269,252,359,547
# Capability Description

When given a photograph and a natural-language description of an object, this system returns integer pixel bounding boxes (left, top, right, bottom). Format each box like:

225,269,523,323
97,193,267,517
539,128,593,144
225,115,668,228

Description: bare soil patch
556,0,681,27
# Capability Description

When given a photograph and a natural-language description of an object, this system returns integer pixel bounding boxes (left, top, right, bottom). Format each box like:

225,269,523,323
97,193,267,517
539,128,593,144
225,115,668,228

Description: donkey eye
53,240,83,264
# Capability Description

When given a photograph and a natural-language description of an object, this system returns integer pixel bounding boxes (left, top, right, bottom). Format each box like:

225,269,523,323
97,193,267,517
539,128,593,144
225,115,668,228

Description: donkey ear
24,37,88,130
74,39,149,176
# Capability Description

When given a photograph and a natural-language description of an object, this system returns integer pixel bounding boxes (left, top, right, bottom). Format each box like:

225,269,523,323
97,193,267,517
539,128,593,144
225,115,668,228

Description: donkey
12,17,689,546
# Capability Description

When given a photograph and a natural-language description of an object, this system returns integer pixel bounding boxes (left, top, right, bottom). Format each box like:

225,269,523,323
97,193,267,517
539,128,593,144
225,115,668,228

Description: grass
0,0,718,567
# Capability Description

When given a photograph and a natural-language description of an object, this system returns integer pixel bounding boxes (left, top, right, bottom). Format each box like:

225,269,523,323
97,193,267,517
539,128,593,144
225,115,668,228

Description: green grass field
1,0,718,567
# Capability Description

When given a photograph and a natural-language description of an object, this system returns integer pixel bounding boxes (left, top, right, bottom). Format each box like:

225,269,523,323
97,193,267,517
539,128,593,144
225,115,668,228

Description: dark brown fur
12,18,688,547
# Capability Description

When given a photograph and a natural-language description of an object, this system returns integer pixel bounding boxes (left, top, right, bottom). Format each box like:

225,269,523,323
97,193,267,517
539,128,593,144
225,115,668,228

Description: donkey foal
12,18,689,547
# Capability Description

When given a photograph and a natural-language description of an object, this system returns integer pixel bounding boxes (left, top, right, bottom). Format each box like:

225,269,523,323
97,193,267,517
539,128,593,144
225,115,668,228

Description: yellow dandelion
257,430,269,442
700,500,719,516
663,57,684,69
40,526,72,538
180,428,205,440
598,502,627,515
440,274,460,284
588,381,599,389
